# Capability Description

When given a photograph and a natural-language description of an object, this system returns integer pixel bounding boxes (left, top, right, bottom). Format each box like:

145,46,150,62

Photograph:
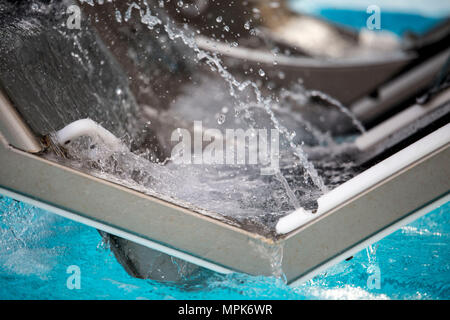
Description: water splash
33,1,366,235
249,238,286,280
308,90,366,134
160,20,328,193
107,1,326,198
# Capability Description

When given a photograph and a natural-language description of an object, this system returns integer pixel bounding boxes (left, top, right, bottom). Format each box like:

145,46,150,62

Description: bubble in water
258,69,265,77
244,21,251,30
216,16,223,23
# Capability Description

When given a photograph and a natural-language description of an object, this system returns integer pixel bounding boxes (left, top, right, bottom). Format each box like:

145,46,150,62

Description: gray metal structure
1,89,449,283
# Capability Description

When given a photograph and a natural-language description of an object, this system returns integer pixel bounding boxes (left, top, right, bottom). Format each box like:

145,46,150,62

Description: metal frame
0,90,42,153
282,134,449,283
196,36,415,105
289,193,450,286
351,48,450,124
0,104,449,284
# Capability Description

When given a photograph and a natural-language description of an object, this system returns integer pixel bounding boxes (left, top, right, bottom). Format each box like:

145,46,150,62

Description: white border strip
0,187,233,275
289,193,450,287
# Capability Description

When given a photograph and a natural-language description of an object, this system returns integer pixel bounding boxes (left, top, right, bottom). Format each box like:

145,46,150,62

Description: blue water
316,10,441,36
1,194,449,300
288,0,448,36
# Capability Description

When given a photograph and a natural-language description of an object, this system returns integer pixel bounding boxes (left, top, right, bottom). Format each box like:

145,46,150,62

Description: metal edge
277,124,450,234
196,35,416,69
288,192,449,287
0,186,233,275
0,89,42,153
352,48,450,123
1,106,448,280
0,135,278,276
282,142,450,283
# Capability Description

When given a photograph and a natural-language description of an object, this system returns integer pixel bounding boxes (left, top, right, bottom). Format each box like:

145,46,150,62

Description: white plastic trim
55,119,126,152
276,123,450,234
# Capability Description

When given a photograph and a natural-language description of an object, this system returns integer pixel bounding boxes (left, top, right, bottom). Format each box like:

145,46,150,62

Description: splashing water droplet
115,10,122,23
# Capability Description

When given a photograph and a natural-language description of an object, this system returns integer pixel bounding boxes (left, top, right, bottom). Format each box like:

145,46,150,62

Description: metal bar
0,89,42,153
351,48,450,124
0,133,277,277
282,138,450,283
277,124,450,234
0,186,233,275
289,192,450,286
0,112,448,283
355,89,450,151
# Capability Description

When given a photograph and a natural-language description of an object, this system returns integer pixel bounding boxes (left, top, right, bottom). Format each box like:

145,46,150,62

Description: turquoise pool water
0,195,449,300
288,0,449,35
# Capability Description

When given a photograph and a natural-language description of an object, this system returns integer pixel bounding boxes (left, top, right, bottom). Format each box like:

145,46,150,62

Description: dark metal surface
0,0,140,139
